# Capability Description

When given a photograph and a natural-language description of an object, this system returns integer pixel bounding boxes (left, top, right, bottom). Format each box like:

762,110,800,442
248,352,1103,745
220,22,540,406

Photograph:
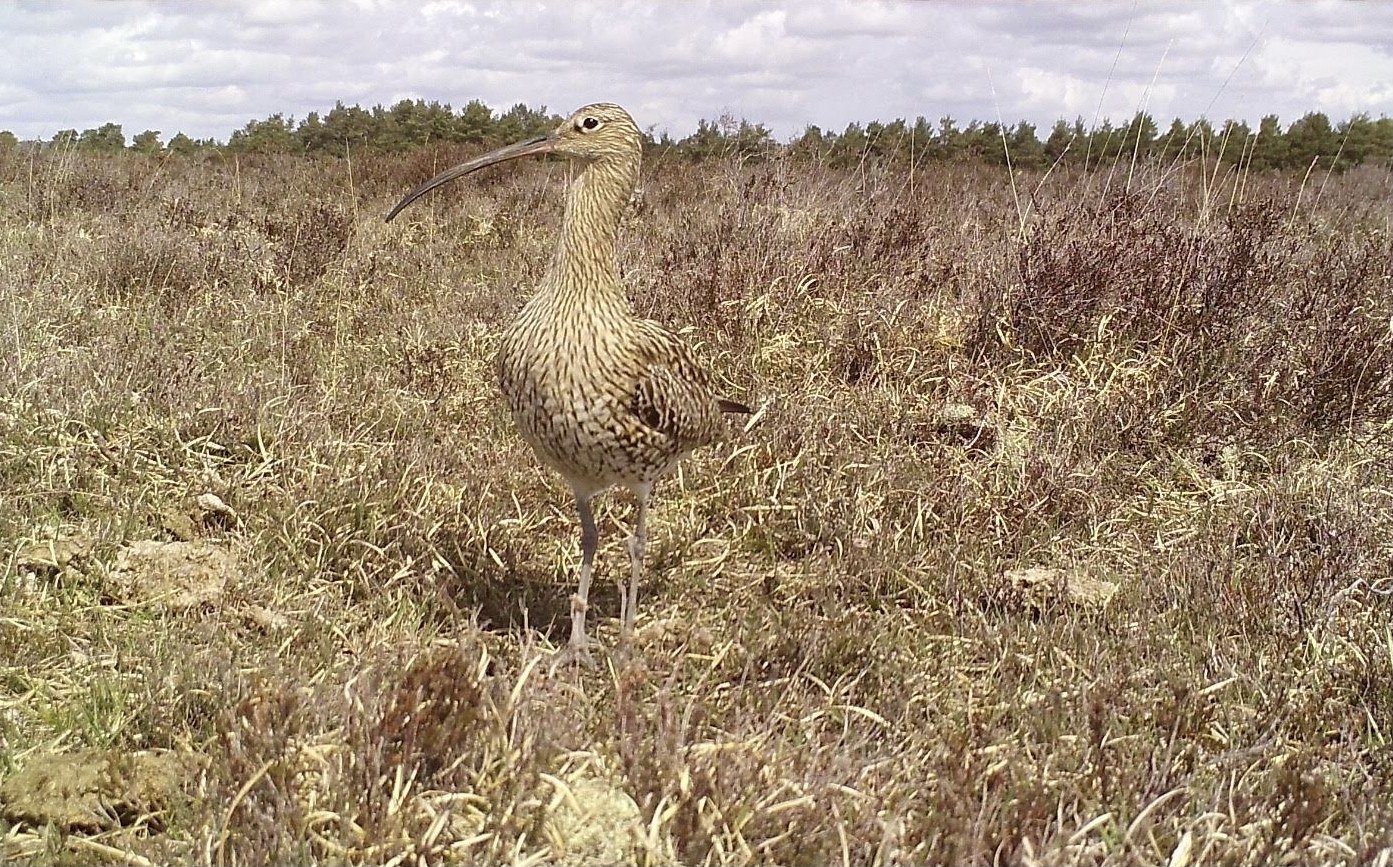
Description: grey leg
568,492,599,656
621,487,649,647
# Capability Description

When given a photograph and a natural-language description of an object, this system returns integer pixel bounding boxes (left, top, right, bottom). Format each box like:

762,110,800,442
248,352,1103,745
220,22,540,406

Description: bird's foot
548,640,598,673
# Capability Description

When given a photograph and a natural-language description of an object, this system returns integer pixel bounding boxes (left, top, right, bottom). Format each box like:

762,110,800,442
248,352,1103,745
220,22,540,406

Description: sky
1,0,1389,144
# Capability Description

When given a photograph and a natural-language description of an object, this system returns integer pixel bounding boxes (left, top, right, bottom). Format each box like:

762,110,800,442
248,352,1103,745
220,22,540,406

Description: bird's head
385,102,641,222
548,103,641,161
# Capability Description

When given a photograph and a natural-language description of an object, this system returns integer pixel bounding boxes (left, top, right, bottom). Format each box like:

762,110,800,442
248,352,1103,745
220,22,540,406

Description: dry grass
0,145,1390,866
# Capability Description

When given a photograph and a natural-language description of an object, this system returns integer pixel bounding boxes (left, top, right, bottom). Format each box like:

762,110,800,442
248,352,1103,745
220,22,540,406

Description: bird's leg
620,486,650,648
558,491,599,667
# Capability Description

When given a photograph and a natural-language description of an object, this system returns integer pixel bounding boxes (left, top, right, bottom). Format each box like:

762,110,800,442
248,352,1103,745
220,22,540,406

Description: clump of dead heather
0,144,1389,866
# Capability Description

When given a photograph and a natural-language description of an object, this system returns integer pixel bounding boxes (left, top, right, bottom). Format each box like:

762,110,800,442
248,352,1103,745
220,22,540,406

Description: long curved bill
385,133,556,222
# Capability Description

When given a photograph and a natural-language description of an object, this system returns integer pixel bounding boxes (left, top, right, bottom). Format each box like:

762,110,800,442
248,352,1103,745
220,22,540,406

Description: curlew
386,103,749,662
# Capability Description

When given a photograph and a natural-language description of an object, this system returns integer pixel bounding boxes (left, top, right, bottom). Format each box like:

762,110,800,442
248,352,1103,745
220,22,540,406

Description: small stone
635,618,674,646
541,774,643,864
1005,566,1118,608
243,605,290,632
16,536,91,574
937,402,980,424
196,492,233,516
688,625,715,651
636,619,714,652
196,492,238,528
0,749,194,831
1063,572,1120,606
160,506,198,541
903,403,997,451
109,540,237,611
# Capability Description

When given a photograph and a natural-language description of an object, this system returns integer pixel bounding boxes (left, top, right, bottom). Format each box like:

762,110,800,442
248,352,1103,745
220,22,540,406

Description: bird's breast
494,318,669,486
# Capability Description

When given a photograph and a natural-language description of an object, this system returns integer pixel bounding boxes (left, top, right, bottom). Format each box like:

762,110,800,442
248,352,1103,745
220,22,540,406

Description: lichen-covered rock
0,749,193,831
16,536,92,575
541,773,644,865
1006,566,1119,608
108,540,238,610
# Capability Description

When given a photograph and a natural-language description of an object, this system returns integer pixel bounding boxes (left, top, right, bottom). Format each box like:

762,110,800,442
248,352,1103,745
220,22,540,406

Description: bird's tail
718,398,752,414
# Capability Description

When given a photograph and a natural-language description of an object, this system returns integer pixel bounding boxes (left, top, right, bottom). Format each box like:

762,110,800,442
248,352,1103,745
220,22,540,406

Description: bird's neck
545,155,639,312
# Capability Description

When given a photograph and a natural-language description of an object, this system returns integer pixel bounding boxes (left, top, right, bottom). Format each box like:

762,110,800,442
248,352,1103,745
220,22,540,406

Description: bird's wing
626,327,725,448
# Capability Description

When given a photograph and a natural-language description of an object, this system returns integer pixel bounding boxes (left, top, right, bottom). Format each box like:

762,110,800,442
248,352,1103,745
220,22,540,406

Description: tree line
3,98,1390,172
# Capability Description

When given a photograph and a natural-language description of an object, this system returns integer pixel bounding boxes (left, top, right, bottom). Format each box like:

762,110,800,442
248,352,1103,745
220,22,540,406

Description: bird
386,103,750,663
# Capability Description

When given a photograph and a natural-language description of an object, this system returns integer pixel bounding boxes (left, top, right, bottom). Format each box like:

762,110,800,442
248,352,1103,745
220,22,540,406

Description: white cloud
0,0,1387,142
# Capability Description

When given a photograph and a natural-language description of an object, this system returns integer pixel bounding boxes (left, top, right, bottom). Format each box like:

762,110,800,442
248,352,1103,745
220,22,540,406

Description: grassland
0,143,1390,865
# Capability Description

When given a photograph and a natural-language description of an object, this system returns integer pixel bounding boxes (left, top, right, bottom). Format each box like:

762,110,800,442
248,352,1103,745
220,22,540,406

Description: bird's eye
581,116,601,131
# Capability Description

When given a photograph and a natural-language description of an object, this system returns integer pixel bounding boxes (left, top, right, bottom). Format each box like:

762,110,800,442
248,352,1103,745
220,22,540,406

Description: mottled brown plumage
387,103,748,660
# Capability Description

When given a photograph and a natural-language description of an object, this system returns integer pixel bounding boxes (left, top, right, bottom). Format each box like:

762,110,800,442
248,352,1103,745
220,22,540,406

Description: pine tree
1250,115,1288,170
1044,119,1076,163
166,133,197,155
228,114,297,153
456,100,494,143
1157,118,1188,162
1124,112,1158,160
1007,121,1046,169
131,130,162,153
495,103,554,142
790,125,826,161
934,116,962,161
1285,112,1337,170
1369,118,1393,164
79,123,125,153
1216,119,1252,166
319,102,375,151
1335,113,1381,168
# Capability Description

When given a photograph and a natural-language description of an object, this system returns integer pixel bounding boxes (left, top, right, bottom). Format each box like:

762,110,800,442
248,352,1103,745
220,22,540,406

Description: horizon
8,98,1391,150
